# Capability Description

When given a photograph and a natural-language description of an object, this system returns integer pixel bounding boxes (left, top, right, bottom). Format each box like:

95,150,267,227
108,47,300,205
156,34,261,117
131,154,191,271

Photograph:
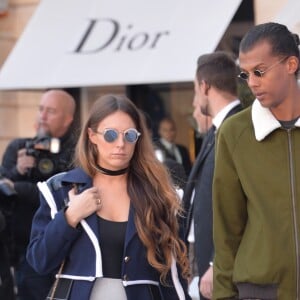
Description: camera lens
37,158,55,175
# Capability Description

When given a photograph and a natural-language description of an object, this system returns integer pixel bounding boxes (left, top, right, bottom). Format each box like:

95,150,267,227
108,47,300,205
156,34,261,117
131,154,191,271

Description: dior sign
73,18,170,53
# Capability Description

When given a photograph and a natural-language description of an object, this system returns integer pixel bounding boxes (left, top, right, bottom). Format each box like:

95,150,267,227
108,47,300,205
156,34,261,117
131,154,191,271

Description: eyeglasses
238,56,288,81
96,128,141,143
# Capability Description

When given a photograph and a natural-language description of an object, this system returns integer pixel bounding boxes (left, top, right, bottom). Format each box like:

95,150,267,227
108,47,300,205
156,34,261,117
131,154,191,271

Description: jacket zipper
287,129,299,300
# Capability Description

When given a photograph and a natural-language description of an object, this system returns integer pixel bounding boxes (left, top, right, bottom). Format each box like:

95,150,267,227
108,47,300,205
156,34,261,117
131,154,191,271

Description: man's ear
64,115,74,129
201,80,211,96
287,56,299,75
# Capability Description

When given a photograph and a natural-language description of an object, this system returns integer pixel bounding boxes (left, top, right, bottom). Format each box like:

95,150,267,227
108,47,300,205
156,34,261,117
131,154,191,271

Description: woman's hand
65,186,102,227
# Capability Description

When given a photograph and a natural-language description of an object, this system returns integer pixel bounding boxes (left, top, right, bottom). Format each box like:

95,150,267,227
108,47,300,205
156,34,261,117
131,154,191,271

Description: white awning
0,0,242,90
274,0,300,35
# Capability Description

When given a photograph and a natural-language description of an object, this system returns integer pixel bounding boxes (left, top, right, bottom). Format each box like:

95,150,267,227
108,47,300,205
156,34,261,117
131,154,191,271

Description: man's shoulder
221,106,252,133
217,106,253,148
7,137,31,147
3,137,32,156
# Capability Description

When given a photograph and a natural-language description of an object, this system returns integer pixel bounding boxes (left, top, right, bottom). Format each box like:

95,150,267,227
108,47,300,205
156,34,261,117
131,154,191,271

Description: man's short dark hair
196,51,238,96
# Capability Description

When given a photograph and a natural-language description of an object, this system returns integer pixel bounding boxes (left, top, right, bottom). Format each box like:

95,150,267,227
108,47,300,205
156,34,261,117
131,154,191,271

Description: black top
279,116,299,129
98,215,128,278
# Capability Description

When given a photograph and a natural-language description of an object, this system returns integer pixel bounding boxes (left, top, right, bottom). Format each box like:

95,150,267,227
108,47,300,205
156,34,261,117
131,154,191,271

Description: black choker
94,164,128,176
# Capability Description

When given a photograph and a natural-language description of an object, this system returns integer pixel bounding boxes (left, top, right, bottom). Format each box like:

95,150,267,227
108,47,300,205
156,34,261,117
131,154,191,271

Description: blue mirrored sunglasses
96,128,141,143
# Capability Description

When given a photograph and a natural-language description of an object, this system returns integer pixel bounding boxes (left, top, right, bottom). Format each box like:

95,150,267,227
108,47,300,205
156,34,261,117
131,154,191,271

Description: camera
25,135,61,178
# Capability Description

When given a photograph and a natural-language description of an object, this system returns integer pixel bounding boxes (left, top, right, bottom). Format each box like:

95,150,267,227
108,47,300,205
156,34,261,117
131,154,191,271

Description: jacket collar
252,99,300,141
61,167,93,192
213,99,241,129
61,167,91,183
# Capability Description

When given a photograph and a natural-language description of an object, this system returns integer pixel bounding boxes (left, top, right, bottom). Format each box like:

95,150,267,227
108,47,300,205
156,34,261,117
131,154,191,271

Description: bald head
37,89,76,138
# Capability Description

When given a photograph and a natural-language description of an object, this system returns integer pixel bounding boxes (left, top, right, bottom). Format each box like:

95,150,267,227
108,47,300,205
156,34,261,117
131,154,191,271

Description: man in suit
156,117,192,176
183,51,243,300
143,111,187,190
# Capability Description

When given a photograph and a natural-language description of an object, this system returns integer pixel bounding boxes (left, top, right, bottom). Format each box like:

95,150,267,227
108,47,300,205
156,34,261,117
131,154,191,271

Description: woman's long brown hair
75,94,189,283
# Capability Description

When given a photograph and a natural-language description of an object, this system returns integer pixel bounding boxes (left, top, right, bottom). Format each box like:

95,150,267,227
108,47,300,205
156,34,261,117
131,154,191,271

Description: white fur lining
251,99,281,141
252,99,300,141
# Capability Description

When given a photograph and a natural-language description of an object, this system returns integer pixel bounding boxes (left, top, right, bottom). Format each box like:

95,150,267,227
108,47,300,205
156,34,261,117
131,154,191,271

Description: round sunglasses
238,56,288,81
96,128,141,144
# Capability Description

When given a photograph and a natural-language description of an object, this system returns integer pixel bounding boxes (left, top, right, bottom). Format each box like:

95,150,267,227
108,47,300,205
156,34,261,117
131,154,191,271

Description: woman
26,94,190,300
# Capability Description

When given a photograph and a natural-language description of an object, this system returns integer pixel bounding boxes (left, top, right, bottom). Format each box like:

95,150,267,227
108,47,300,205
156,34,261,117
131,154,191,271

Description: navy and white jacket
26,168,191,300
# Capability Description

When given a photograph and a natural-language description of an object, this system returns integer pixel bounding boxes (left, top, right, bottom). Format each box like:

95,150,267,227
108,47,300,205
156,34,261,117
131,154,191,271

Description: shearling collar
252,99,300,141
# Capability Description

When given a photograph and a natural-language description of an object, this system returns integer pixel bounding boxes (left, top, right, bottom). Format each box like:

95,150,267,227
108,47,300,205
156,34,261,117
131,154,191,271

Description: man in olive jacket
213,22,300,300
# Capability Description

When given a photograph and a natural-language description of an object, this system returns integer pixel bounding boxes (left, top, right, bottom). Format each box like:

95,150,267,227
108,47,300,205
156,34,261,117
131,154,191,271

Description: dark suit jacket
155,140,192,176
176,144,192,175
164,158,187,190
182,104,242,297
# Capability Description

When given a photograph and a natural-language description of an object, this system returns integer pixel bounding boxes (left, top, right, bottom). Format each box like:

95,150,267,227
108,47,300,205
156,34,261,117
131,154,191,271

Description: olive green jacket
213,100,300,300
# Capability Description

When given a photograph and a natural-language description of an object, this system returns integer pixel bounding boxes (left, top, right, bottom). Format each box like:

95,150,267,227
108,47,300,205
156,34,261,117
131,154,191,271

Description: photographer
0,90,77,300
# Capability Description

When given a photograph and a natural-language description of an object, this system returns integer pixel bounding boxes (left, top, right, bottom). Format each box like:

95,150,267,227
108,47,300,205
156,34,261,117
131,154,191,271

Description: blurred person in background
0,89,77,300
143,111,187,190
156,117,192,176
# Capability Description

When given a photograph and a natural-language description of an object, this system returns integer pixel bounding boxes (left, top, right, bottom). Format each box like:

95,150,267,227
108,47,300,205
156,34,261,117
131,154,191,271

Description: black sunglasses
96,128,141,144
238,56,288,81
